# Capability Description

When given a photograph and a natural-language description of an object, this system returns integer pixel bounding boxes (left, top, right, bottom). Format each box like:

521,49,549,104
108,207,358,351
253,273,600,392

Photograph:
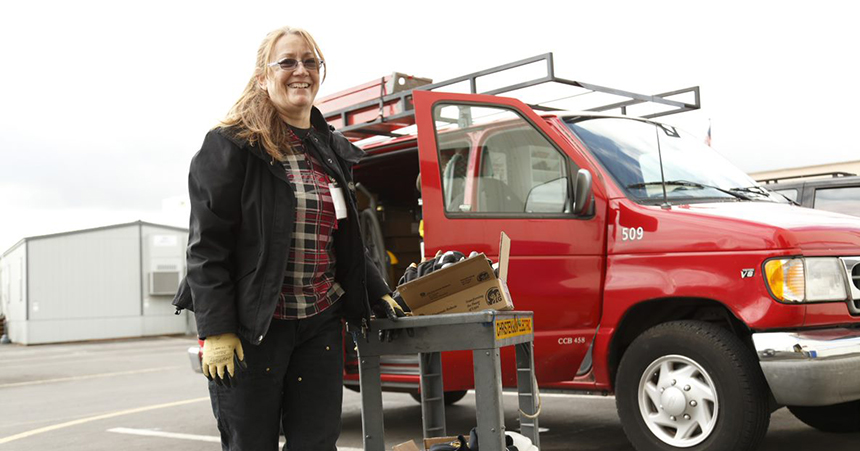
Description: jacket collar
220,106,333,163
309,106,333,137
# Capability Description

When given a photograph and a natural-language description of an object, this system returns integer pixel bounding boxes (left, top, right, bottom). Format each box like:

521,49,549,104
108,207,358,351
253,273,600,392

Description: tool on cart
427,428,539,451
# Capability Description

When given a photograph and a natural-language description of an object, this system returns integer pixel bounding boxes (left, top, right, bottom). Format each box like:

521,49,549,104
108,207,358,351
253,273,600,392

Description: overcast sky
1,0,858,252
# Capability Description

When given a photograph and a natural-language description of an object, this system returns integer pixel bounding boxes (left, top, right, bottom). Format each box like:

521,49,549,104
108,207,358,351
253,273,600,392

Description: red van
324,55,860,451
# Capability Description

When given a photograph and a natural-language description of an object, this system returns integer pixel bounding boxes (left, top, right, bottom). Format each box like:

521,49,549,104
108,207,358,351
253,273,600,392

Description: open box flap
498,231,510,282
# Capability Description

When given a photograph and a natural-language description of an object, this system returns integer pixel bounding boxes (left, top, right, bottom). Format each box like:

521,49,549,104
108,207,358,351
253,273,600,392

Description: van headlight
764,257,848,303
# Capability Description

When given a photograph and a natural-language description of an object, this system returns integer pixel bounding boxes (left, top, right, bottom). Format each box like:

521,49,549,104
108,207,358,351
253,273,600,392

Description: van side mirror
573,169,593,216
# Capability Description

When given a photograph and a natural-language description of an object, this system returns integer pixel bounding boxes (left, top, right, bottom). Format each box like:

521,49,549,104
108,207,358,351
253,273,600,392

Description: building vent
149,271,180,295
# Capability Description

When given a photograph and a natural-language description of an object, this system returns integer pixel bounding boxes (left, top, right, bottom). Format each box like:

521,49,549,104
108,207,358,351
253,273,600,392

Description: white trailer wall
26,225,142,344
1,244,28,344
6,222,191,345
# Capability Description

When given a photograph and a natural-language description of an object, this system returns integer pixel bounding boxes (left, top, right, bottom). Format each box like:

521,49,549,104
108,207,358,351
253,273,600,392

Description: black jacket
173,107,390,345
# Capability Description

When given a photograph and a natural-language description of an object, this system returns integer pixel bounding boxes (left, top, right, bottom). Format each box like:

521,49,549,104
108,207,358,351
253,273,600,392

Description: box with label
397,232,513,315
393,436,461,451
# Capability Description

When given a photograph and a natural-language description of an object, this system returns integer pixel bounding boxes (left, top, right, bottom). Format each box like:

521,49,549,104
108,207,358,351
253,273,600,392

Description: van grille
852,263,860,290
842,257,860,314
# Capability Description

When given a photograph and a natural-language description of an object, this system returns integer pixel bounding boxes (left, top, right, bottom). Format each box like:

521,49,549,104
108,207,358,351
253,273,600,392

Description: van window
813,186,860,216
434,104,572,215
565,118,761,204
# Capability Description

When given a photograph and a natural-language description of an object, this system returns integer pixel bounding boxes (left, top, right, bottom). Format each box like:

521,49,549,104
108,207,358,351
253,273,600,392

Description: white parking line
0,397,209,445
108,428,220,443
108,427,364,450
0,366,182,388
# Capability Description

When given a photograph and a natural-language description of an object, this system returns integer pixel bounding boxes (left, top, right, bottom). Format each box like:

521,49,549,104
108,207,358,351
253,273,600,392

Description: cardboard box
393,437,460,451
397,232,513,315
392,440,422,451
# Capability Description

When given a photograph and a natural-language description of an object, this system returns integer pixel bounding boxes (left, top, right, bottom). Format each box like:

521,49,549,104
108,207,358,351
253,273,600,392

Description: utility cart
352,311,539,451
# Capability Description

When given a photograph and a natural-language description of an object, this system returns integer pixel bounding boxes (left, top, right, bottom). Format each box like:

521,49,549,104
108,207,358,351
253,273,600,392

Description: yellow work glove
202,332,246,387
372,294,412,342
372,294,407,320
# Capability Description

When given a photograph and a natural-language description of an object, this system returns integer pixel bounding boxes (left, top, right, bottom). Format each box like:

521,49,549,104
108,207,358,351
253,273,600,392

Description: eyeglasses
267,58,324,72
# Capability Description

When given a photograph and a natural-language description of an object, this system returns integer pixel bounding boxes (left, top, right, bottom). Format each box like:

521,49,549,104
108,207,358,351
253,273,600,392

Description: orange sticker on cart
495,318,533,340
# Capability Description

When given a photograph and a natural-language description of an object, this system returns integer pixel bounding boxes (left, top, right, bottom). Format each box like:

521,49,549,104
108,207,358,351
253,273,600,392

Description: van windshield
564,117,776,204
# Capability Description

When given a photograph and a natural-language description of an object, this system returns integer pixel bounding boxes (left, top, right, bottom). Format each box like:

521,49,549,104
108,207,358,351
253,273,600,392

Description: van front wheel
615,321,770,451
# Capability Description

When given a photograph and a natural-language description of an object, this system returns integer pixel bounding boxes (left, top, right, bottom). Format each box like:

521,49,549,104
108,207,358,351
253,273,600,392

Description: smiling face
259,33,321,127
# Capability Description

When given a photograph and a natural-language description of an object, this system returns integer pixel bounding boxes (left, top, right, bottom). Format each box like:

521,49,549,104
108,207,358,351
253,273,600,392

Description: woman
173,26,405,450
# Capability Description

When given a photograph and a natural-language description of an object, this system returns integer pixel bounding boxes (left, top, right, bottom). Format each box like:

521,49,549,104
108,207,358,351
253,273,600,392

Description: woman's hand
371,294,407,320
202,333,247,387
372,294,413,342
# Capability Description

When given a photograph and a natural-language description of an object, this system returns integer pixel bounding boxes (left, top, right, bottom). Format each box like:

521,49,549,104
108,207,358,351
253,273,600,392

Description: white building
0,221,192,345
749,160,860,182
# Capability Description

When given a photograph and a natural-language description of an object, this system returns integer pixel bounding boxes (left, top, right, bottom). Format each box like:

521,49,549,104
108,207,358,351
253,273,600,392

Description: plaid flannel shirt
274,128,345,319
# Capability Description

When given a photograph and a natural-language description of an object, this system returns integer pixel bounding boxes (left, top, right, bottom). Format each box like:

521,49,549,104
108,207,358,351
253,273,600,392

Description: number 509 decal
621,226,644,241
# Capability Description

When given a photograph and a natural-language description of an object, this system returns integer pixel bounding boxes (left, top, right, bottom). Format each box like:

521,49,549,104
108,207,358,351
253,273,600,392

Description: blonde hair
220,26,327,159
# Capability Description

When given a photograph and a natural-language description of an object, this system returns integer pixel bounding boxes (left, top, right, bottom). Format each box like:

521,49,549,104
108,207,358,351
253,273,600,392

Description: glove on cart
396,250,467,286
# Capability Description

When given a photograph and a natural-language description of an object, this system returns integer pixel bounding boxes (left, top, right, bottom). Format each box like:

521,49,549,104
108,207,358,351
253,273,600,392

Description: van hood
611,201,860,254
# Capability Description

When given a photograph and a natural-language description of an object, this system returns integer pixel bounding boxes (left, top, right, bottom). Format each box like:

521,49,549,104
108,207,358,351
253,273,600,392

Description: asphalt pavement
1,336,857,450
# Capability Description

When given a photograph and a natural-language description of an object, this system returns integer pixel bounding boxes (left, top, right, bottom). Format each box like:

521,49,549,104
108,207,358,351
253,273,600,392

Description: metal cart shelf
353,311,539,451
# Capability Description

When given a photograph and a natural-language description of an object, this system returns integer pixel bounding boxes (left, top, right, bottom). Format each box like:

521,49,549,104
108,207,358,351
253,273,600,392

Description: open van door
413,90,607,384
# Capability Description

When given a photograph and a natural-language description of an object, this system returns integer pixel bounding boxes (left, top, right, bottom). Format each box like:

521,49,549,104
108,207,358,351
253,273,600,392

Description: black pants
209,304,344,451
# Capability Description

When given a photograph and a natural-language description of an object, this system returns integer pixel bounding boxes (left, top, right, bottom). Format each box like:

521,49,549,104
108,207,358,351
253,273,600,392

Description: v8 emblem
741,268,755,278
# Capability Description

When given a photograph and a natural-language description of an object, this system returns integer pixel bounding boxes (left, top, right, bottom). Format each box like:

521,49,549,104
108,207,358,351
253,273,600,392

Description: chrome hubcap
661,386,687,416
638,355,718,447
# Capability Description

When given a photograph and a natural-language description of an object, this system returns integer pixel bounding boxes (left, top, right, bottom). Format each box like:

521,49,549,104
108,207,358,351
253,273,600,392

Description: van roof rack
316,53,700,141
757,171,857,185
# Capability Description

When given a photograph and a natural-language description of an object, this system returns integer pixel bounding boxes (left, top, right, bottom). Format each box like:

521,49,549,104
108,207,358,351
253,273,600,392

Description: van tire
615,320,770,451
787,401,860,433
